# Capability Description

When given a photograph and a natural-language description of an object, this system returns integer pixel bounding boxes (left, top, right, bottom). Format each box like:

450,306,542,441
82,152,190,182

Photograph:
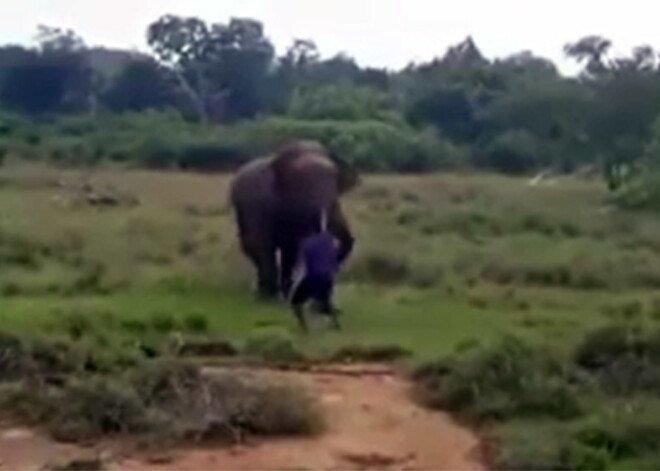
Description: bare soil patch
0,365,485,471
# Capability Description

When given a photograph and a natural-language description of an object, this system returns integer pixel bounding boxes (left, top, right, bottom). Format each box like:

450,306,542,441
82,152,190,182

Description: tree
566,39,660,189
564,36,612,78
101,57,177,112
406,85,476,142
288,84,392,121
0,27,92,115
147,14,275,122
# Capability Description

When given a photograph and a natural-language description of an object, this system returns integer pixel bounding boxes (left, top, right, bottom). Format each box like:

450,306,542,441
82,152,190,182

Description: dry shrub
412,336,582,421
0,332,24,379
329,344,412,363
176,338,239,357
0,358,323,445
574,323,660,396
243,328,306,364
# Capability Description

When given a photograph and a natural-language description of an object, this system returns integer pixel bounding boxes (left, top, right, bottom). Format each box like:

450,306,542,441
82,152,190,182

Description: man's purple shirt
300,232,338,277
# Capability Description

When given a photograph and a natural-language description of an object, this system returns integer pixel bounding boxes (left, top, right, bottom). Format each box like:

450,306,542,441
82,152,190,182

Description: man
289,212,343,332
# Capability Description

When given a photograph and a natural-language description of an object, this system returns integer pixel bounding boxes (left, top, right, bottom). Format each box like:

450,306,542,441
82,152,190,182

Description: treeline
1,20,660,185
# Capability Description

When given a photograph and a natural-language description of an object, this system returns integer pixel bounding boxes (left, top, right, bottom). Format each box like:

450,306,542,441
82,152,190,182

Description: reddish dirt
0,365,486,471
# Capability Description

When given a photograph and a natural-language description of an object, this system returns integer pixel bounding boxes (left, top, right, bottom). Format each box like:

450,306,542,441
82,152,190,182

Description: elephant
229,140,358,300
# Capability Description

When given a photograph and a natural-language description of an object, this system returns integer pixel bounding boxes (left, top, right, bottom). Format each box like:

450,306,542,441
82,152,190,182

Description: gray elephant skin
229,140,358,299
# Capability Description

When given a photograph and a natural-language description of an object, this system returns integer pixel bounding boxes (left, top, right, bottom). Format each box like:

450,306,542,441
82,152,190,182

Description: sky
1,0,659,74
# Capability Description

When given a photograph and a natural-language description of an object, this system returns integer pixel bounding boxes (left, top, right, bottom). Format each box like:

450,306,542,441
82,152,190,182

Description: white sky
2,0,659,74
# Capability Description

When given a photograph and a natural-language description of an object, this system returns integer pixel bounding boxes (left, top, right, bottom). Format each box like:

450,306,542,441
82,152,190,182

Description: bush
0,358,324,444
612,172,660,211
573,323,660,395
413,336,582,421
495,422,610,471
0,332,25,379
329,344,412,363
572,401,660,461
476,130,540,174
243,328,306,364
150,312,178,333
49,377,150,441
288,84,392,121
0,112,466,172
182,313,209,333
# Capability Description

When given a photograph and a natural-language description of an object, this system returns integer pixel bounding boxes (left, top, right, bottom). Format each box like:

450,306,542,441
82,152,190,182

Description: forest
1,17,660,199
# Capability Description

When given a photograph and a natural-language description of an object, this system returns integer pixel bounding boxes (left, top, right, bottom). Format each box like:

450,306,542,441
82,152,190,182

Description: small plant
48,377,149,441
120,319,149,334
412,336,582,421
176,338,238,357
329,344,412,363
494,422,610,471
183,312,209,333
0,332,24,379
150,312,178,333
243,328,306,364
573,323,660,396
63,311,94,340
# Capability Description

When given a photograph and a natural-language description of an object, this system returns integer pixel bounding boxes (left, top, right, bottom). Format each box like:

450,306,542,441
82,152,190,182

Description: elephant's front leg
256,247,279,300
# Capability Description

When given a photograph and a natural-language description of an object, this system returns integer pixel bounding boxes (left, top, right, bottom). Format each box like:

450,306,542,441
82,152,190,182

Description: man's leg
315,277,341,330
290,277,311,333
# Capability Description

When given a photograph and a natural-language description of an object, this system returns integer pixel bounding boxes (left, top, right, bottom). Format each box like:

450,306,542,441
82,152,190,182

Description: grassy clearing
0,164,645,358
4,163,660,465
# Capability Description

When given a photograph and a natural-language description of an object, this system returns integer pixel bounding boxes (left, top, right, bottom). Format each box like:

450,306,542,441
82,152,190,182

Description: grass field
5,163,660,469
1,163,659,358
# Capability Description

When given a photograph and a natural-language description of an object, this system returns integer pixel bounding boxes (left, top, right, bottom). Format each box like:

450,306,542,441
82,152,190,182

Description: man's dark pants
290,274,340,332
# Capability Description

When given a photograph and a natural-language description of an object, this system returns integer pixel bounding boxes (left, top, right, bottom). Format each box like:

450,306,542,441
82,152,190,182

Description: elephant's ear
329,151,360,194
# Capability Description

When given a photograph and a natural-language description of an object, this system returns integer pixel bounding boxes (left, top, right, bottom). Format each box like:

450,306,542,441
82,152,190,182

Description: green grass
0,285,613,361
0,163,657,361
6,163,660,467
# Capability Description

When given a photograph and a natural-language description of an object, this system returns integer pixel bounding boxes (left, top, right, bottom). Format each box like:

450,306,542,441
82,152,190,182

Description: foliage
0,358,324,443
0,21,659,182
243,327,306,363
413,336,582,421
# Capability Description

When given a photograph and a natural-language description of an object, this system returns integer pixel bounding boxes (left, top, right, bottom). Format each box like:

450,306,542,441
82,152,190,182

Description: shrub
494,422,610,471
182,313,209,333
574,324,645,370
572,401,660,461
176,338,239,357
150,312,178,333
0,358,324,444
413,336,582,421
0,332,24,379
612,172,660,211
573,323,660,395
2,112,466,173
329,344,412,363
48,377,149,441
243,328,306,364
476,130,540,175
63,311,95,340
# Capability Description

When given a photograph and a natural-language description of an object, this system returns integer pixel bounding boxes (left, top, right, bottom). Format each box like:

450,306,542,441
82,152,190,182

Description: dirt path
0,365,485,471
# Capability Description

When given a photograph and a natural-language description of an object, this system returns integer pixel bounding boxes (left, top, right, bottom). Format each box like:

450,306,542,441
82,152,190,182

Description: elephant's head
271,140,359,211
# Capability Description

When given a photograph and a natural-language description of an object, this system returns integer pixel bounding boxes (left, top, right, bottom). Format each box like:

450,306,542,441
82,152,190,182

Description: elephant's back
230,156,275,208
